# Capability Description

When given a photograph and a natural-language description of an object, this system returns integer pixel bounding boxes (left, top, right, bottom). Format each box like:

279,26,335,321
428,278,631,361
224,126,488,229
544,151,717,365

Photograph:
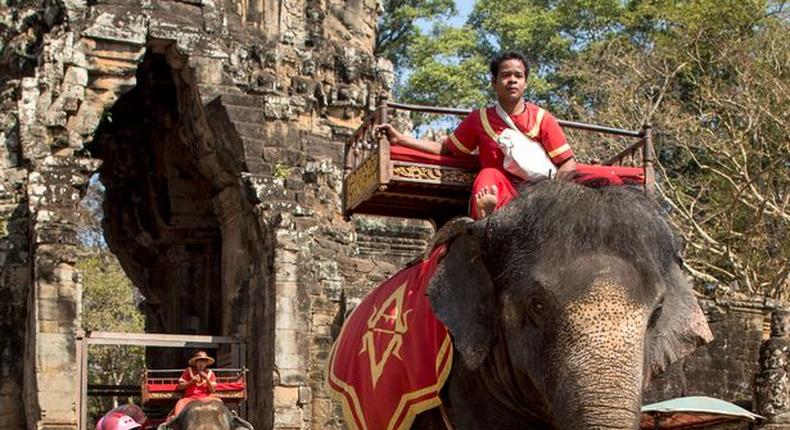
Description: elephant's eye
532,300,544,315
648,303,663,328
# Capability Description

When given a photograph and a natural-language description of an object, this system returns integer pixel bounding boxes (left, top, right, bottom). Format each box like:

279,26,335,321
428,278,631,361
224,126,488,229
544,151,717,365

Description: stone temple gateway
0,0,405,428
0,1,786,430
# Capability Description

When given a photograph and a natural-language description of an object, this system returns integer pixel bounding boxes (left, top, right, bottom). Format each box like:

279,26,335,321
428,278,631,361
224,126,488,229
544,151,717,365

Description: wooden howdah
141,368,248,406
342,97,655,225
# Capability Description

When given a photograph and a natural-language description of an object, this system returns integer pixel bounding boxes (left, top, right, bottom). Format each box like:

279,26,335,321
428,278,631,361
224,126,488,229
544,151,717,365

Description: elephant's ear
231,415,255,430
645,263,714,382
428,231,496,370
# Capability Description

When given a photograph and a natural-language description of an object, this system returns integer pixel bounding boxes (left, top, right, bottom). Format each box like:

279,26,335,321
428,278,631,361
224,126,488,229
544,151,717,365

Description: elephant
159,400,253,430
408,180,713,429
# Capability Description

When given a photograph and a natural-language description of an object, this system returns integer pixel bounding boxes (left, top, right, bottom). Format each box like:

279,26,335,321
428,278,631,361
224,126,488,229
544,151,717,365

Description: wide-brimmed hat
188,351,215,366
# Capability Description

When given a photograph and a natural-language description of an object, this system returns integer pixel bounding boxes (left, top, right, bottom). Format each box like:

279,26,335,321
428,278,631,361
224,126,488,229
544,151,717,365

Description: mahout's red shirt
444,102,573,168
179,367,216,398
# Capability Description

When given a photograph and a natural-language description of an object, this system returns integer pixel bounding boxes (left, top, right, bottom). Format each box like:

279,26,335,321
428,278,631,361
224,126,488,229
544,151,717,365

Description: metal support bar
642,124,655,195
77,331,88,430
146,368,247,373
84,331,241,347
385,101,645,137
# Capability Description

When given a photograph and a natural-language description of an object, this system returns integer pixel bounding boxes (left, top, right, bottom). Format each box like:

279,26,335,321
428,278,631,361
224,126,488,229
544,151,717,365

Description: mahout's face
493,58,527,105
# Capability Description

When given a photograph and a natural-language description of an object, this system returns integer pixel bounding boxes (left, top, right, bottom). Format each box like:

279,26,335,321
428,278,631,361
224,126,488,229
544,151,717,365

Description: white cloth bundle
494,101,556,180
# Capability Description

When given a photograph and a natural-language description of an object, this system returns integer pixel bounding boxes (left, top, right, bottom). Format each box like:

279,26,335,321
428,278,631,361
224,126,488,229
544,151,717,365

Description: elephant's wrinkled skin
414,180,713,430
160,400,253,430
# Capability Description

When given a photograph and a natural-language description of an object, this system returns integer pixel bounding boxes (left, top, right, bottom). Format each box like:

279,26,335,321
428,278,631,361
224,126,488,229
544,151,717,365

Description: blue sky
449,0,475,26
417,0,475,31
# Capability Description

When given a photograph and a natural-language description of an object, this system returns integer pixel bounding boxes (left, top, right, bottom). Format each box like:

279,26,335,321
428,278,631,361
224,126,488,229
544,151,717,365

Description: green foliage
401,25,489,108
80,252,144,333
80,250,146,422
396,0,789,297
77,177,145,421
375,0,457,70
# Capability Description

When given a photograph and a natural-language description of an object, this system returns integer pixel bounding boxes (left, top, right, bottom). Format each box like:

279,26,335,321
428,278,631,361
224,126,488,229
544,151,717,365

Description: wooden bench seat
343,98,655,225
141,368,248,407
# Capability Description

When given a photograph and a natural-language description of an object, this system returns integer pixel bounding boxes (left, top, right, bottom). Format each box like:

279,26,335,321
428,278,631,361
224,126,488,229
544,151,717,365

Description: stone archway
89,50,225,363
8,0,392,427
18,32,276,427
82,42,275,414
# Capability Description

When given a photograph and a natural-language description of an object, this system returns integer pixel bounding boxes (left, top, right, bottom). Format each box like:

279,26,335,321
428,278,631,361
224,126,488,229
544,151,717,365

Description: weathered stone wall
646,298,778,407
0,0,396,428
1,0,779,429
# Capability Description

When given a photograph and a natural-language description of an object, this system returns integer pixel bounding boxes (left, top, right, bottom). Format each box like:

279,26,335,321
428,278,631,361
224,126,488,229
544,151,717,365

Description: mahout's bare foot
475,185,498,218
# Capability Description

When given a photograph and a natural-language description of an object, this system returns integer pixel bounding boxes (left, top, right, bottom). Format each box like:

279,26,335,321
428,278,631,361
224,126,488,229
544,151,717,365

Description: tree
397,1,789,297
77,177,146,420
553,1,789,296
400,25,489,108
375,0,457,72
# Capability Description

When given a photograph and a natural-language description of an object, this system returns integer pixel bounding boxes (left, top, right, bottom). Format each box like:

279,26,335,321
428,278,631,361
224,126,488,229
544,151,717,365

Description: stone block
274,262,298,283
36,371,76,397
275,296,299,330
63,66,89,86
39,282,59,299
273,405,303,429
38,297,76,322
298,386,312,405
58,284,77,300
82,12,147,45
53,263,77,284
39,320,60,333
323,280,342,302
277,369,306,385
274,329,301,357
276,281,299,297
311,398,337,427
273,386,299,408
274,248,298,264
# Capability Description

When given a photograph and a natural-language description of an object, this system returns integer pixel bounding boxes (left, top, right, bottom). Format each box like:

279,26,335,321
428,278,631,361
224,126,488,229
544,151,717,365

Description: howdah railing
342,94,655,223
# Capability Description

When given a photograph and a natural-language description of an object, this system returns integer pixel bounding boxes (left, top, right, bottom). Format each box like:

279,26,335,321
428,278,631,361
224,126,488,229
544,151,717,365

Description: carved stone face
761,345,790,370
771,310,790,338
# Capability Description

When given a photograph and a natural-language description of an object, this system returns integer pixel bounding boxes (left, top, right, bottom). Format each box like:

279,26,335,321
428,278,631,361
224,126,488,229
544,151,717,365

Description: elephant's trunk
550,277,647,430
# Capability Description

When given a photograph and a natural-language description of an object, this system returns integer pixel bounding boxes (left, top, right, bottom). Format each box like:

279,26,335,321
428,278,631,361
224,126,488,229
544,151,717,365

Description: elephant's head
161,400,253,430
429,181,712,429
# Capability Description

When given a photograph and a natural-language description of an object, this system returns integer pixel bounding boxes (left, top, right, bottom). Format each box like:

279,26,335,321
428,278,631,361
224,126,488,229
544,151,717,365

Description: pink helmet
99,413,141,430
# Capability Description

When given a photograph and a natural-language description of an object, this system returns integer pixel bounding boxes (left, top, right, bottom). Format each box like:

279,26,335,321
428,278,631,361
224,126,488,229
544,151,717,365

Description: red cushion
146,382,245,393
390,145,479,169
147,383,178,393
216,382,245,391
575,163,645,186
388,146,644,186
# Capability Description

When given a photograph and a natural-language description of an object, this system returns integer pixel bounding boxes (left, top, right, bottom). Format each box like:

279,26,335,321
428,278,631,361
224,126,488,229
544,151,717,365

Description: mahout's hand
375,123,404,145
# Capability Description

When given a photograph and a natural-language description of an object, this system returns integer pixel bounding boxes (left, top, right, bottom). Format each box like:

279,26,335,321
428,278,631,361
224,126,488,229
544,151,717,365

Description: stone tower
0,0,404,429
755,309,790,429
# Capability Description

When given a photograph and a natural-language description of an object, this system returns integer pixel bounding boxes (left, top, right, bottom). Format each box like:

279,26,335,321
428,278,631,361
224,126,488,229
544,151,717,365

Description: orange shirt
179,368,216,398
444,103,573,169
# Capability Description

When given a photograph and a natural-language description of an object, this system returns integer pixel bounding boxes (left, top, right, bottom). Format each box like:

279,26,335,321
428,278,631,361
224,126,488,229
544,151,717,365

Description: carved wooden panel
391,163,475,186
345,153,381,211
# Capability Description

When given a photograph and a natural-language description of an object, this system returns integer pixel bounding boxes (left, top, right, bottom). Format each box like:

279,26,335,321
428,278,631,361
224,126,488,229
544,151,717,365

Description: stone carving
1,0,391,429
755,310,790,424
0,1,783,429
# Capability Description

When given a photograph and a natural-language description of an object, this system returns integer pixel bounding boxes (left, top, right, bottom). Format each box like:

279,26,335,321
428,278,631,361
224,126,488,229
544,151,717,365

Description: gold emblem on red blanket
359,281,413,387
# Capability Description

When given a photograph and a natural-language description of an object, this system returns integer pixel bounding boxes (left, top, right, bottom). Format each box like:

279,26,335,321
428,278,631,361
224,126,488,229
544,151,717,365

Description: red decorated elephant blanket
327,245,452,430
